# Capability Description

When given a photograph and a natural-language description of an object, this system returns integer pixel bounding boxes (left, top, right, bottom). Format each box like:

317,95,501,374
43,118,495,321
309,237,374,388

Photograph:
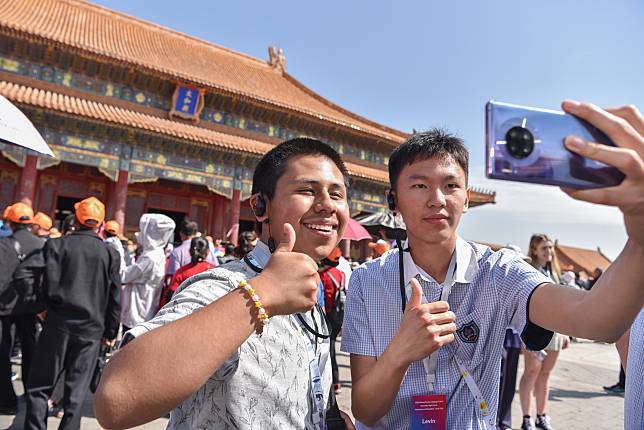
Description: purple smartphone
485,100,625,189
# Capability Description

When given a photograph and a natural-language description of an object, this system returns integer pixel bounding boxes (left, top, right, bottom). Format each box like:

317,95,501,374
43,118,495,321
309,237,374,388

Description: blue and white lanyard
243,251,327,429
294,310,327,430
404,253,495,430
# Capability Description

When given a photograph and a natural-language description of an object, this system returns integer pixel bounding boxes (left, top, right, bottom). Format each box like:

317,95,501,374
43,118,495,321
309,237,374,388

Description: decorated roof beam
0,0,407,145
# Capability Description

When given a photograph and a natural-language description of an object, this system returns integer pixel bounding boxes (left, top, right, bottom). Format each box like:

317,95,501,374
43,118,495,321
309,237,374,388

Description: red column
17,155,38,206
208,195,216,237
228,189,241,246
222,198,230,238
340,239,351,258
106,182,115,220
211,194,225,240
113,170,129,229
361,239,370,261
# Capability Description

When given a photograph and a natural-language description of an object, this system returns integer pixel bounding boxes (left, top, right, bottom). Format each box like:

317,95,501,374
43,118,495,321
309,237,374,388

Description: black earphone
252,194,276,251
253,194,267,217
387,190,408,313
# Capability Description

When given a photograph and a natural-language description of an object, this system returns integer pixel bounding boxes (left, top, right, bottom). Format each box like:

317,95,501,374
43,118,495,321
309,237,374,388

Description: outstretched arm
96,287,266,429
530,239,643,342
529,101,644,342
94,224,320,429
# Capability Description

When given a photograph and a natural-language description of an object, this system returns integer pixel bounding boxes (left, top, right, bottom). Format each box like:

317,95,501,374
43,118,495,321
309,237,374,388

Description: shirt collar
245,240,271,270
72,229,100,239
402,236,478,286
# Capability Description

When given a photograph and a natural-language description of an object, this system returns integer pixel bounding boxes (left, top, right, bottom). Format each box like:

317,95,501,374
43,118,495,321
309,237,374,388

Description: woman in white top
519,234,569,430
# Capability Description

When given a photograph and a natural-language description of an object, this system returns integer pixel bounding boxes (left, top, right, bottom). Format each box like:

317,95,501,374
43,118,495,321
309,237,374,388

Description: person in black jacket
0,202,45,414
24,197,121,430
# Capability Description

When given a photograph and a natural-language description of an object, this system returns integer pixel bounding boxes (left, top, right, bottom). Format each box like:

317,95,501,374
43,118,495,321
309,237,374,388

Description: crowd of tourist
0,100,642,430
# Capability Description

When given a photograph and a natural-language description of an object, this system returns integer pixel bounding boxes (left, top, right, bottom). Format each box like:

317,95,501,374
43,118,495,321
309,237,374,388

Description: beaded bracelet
239,280,269,334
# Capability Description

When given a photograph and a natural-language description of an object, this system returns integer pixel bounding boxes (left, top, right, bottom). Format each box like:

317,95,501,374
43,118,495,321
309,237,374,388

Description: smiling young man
95,138,354,429
342,101,644,430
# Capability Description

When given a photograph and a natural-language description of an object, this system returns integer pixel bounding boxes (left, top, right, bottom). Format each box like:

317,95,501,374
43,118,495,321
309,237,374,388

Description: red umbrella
342,218,371,241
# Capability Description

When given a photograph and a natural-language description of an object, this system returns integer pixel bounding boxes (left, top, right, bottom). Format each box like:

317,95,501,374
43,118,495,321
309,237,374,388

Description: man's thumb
274,223,296,253
405,278,422,312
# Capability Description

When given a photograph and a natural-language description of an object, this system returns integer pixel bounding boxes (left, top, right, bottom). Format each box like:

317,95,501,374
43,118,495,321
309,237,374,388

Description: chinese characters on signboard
170,84,204,122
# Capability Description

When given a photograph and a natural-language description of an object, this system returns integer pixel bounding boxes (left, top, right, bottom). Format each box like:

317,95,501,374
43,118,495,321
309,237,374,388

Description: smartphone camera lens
505,126,534,159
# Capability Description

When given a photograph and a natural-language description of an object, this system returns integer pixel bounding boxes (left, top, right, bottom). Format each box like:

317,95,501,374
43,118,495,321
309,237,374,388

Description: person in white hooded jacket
120,213,175,332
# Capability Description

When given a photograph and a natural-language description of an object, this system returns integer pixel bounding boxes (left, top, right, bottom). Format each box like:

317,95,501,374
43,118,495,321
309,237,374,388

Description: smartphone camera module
505,126,534,159
486,100,625,189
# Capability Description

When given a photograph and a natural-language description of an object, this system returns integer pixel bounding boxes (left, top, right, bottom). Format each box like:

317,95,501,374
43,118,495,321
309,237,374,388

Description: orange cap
3,206,11,220
104,220,120,235
33,212,53,230
327,247,342,262
74,197,105,227
7,202,34,224
368,239,390,256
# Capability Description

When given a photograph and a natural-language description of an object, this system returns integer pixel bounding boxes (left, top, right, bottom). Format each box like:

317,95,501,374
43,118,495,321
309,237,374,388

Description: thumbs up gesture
249,223,321,316
406,277,424,310
389,278,457,366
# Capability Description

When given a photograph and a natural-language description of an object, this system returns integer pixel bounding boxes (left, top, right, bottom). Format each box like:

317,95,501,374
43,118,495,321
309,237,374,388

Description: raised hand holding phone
560,101,644,247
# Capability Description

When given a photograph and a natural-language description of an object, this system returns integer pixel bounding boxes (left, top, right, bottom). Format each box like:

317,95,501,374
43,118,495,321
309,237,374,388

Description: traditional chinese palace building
0,0,495,241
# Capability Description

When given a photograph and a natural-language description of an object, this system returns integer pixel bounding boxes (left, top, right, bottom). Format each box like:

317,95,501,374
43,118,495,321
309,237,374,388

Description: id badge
411,394,446,430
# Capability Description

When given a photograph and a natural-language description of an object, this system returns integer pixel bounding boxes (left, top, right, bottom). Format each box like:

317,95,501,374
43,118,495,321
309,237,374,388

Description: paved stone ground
0,338,625,429
513,339,625,430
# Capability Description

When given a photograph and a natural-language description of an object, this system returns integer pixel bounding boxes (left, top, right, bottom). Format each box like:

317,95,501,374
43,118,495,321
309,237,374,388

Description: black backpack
0,238,45,315
325,270,346,328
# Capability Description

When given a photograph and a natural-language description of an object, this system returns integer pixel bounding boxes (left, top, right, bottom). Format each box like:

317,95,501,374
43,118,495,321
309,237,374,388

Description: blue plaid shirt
341,237,551,430
625,308,644,429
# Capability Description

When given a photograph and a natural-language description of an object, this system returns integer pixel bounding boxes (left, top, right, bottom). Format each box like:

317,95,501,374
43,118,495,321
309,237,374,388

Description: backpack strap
326,270,340,290
326,271,346,302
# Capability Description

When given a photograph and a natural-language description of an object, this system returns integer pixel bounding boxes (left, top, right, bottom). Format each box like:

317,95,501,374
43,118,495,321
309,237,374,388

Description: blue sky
95,0,644,259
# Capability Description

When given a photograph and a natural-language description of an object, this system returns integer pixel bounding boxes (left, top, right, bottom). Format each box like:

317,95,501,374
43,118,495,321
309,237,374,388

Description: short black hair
239,230,257,242
74,216,97,230
388,128,469,191
180,218,198,237
234,231,256,258
10,222,30,231
252,137,350,199
62,214,76,235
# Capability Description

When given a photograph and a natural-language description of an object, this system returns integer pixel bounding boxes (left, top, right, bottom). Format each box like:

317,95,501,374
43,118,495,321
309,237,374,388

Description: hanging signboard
169,84,205,122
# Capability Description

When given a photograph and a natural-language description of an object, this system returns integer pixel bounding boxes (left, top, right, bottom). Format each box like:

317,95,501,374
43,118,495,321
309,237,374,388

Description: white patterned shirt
126,241,332,429
341,237,552,430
